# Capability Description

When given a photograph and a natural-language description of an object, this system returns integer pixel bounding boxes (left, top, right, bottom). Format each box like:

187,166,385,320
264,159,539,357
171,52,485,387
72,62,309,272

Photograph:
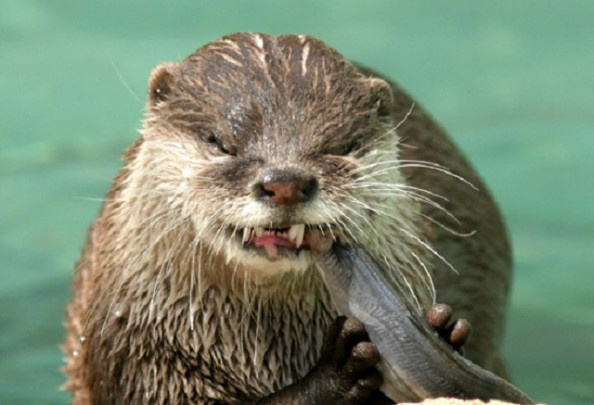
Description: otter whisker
110,59,143,105
379,252,423,312
364,102,414,147
328,212,358,245
395,102,416,130
315,204,340,241
421,214,477,238
358,189,463,227
120,206,185,239
339,203,383,240
188,239,201,332
364,196,463,236
324,199,365,243
348,156,472,183
99,211,186,337
338,193,417,233
344,188,458,280
148,217,189,321
349,182,450,203
200,204,233,259
399,226,459,275
353,162,464,184
105,213,176,318
253,294,263,368
209,222,230,261
406,248,436,303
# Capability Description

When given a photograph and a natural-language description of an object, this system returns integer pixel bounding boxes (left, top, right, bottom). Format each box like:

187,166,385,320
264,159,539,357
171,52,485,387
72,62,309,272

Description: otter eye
343,138,362,155
324,138,362,157
336,135,369,156
205,134,237,156
218,142,237,156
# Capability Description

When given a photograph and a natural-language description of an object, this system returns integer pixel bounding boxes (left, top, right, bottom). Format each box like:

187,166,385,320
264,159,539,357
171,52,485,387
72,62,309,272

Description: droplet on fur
182,167,192,178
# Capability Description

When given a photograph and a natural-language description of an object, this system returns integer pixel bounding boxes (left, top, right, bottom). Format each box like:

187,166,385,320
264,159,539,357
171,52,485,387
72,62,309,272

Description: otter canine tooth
288,225,299,241
242,228,251,243
295,224,305,247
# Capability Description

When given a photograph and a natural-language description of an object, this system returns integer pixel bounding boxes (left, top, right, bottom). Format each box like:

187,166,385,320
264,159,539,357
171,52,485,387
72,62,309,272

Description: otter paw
425,303,472,353
316,316,383,403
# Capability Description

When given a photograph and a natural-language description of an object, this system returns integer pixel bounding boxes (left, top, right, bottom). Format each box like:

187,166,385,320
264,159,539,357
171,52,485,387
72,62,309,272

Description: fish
311,243,533,403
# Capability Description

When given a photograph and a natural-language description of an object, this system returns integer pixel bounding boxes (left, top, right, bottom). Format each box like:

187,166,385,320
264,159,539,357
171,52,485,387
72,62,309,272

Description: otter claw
425,303,453,330
425,303,472,353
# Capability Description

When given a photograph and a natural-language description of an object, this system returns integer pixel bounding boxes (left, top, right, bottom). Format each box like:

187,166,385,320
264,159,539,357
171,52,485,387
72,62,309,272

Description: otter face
140,33,399,277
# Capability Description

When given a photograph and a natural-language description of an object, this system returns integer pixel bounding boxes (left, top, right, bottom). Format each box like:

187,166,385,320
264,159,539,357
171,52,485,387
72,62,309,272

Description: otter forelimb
255,317,384,404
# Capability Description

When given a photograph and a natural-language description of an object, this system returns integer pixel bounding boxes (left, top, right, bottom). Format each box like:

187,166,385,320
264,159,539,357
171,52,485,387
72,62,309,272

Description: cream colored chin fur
227,246,313,277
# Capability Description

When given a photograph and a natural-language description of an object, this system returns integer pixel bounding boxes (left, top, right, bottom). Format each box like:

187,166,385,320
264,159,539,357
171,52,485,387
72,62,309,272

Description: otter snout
254,170,318,206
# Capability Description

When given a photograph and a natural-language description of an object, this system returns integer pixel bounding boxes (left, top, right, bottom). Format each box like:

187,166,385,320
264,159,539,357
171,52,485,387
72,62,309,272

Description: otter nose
255,174,318,206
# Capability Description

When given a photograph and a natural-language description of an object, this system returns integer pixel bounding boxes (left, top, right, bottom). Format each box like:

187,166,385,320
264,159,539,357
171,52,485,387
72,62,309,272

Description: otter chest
163,285,335,401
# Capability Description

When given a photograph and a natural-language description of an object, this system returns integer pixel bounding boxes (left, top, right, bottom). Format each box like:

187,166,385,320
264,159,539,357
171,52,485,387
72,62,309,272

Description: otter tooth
295,224,305,247
255,227,265,237
288,225,299,241
242,228,251,243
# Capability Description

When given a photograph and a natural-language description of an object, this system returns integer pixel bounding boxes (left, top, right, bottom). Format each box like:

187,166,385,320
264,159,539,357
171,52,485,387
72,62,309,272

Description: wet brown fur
64,33,512,403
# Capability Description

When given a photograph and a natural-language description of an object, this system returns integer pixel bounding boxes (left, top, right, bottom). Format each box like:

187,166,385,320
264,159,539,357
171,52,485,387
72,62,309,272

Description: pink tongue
253,236,296,257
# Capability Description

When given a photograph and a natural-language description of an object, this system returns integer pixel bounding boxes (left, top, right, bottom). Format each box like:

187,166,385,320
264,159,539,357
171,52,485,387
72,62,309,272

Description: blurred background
1,1,592,403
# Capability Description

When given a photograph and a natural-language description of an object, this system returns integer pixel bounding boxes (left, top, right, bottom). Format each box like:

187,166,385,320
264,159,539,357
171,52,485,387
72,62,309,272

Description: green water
1,1,592,403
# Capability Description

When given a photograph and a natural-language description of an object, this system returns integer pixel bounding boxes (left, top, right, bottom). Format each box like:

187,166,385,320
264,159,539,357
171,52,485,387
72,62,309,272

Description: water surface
1,1,592,403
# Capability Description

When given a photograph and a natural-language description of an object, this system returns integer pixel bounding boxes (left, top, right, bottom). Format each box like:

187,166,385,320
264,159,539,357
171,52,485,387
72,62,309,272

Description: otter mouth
237,224,331,258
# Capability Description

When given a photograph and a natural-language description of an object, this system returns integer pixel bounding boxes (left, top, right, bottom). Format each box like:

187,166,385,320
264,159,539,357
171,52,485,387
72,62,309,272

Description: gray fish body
313,244,533,403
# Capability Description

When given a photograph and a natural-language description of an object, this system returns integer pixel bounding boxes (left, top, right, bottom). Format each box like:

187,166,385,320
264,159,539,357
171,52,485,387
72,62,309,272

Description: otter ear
148,62,177,107
368,77,394,118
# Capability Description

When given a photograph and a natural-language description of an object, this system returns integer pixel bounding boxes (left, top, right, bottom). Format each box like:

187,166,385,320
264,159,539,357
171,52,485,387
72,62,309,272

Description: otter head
138,33,407,281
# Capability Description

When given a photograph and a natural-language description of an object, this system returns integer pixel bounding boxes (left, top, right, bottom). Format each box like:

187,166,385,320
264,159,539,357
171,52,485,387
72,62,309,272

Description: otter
63,33,513,404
